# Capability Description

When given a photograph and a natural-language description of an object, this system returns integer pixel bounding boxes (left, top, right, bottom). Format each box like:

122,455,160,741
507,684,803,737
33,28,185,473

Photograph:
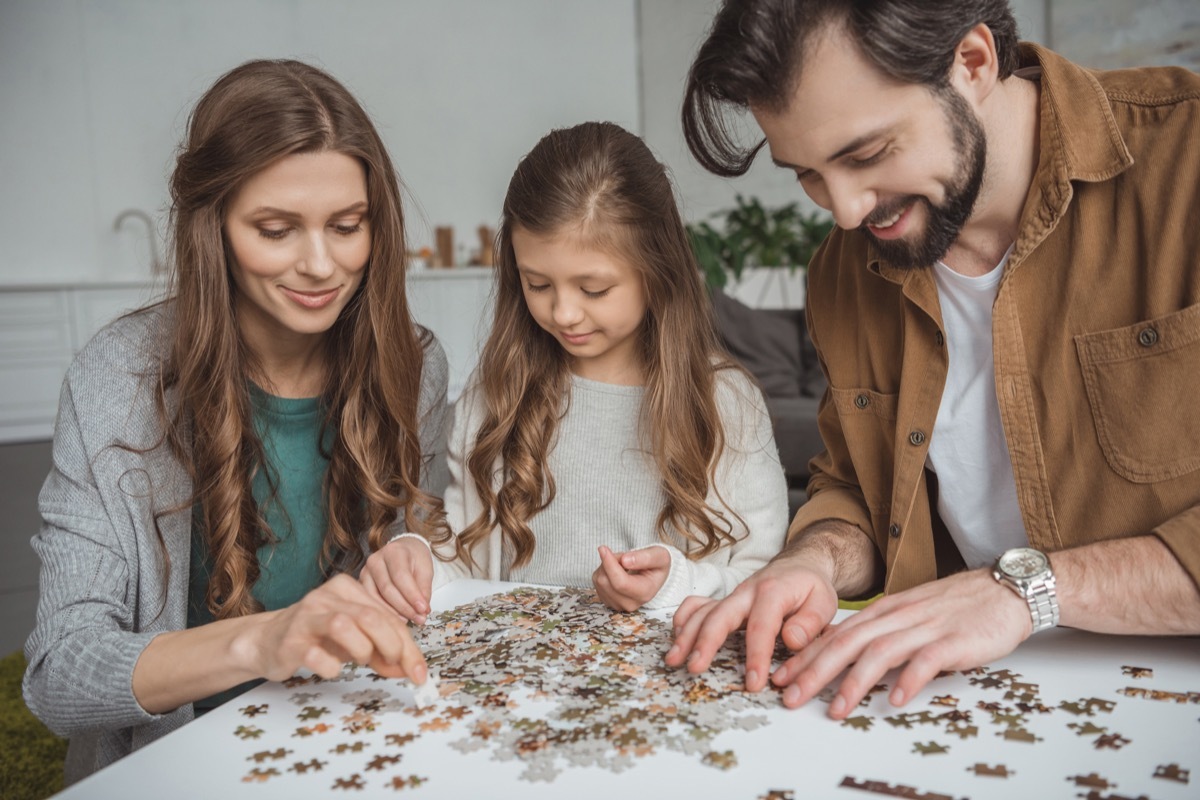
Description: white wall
0,0,640,285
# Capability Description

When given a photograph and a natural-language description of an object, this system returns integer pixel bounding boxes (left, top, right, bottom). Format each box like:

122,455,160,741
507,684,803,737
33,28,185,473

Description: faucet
113,208,165,276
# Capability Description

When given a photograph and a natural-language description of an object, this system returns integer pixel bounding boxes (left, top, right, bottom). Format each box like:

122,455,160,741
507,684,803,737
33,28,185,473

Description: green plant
687,195,834,289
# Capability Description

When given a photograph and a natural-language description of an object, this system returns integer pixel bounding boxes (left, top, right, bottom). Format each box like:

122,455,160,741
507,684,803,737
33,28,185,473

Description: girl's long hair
459,121,741,569
163,59,448,619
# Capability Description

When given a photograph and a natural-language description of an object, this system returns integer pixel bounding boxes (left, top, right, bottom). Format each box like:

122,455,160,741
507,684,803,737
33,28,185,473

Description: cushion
710,289,804,398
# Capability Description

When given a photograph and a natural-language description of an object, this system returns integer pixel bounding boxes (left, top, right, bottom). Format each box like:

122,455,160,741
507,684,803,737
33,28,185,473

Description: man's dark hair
682,0,1020,176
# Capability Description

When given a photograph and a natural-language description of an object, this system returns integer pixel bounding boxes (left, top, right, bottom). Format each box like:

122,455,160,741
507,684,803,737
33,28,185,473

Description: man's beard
863,87,987,269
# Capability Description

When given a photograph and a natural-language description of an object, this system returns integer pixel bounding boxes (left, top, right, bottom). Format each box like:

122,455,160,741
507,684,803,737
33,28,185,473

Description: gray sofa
711,289,825,520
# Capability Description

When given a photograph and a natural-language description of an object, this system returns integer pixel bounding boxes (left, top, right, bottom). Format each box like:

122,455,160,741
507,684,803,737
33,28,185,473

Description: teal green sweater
188,387,331,713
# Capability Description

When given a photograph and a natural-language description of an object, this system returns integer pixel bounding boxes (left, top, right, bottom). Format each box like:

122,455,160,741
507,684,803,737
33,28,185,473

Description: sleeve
1151,505,1200,593
785,252,875,544
644,369,788,609
416,332,451,498
22,373,163,737
429,386,495,589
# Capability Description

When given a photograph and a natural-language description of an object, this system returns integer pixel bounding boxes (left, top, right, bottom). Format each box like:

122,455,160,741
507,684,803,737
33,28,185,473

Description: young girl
361,121,786,617
24,60,444,782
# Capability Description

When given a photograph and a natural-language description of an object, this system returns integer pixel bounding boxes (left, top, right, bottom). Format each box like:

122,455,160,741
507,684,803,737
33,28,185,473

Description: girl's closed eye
582,287,612,299
525,281,550,293
332,222,364,236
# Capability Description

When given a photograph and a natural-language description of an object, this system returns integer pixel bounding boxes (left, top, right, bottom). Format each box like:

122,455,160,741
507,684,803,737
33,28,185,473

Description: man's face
753,27,988,269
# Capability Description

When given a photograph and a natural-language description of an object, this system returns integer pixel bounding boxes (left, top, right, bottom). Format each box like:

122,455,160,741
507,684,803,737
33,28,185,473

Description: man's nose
825,177,876,231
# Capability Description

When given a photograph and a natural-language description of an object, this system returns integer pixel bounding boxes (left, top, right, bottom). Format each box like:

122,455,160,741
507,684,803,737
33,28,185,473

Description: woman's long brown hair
163,59,448,619
458,121,743,570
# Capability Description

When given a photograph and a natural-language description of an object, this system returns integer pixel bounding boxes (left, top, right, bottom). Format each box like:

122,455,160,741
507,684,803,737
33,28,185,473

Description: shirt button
1137,327,1159,347
909,430,926,446
889,523,901,538
854,394,870,409
935,331,944,347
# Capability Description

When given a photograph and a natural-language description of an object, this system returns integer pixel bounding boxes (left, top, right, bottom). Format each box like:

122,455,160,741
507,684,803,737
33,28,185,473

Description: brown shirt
794,44,1200,595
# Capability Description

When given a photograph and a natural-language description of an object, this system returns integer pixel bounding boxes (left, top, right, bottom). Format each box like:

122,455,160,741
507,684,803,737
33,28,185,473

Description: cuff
387,532,434,557
642,544,690,610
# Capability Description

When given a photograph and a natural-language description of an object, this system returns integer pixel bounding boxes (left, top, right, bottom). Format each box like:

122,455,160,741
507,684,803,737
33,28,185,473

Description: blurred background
0,0,1197,655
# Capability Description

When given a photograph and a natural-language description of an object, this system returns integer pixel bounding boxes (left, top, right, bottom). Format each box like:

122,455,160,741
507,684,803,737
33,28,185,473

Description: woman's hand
246,574,428,683
592,545,672,612
359,536,435,624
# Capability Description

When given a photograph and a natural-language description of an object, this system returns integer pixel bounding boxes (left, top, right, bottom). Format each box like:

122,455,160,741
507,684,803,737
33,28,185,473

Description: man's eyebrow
770,125,894,174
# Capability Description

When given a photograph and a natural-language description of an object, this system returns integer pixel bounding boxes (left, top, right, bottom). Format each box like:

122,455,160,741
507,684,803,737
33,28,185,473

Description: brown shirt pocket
829,387,899,513
1075,301,1200,483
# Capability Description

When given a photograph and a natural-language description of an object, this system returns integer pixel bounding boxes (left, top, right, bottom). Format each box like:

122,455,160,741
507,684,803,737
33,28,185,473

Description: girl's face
224,151,370,355
511,226,648,385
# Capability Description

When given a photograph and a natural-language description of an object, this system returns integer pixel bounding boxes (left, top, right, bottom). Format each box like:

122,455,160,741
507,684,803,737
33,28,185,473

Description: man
666,0,1200,718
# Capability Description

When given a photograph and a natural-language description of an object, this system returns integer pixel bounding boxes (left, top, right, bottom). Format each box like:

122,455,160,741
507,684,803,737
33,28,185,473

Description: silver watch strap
1025,573,1060,633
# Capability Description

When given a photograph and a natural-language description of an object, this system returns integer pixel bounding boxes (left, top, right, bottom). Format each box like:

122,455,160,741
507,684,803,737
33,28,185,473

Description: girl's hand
247,574,428,684
592,545,672,612
359,536,435,624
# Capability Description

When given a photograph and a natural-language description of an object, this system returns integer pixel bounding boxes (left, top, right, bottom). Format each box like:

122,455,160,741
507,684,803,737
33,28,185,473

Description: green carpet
1,650,66,800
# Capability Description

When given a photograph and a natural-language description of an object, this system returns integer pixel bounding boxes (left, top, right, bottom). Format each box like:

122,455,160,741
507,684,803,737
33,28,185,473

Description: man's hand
592,545,671,612
770,568,1031,716
665,555,839,692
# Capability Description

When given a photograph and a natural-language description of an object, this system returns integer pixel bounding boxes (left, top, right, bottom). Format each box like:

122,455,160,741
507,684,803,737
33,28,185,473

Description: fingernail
414,663,428,684
667,645,680,660
830,695,846,716
891,687,906,706
771,665,788,684
783,685,801,706
746,669,759,689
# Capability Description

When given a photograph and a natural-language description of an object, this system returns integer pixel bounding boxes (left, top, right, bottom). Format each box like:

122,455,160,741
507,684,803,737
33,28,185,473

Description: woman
23,59,447,782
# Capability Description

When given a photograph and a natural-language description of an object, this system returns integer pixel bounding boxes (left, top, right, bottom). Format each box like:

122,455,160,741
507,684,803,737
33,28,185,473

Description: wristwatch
992,547,1059,634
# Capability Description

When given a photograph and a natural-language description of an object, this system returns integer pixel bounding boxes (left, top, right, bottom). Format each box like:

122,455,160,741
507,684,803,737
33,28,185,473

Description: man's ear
949,23,1001,104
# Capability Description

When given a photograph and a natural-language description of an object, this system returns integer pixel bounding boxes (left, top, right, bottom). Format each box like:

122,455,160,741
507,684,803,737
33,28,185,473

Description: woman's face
224,151,370,352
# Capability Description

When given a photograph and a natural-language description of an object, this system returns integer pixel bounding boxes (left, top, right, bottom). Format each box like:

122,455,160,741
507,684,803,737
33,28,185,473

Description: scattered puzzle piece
241,767,279,783
247,747,290,763
239,704,268,717
1121,665,1153,679
967,763,1013,778
1067,773,1116,789
1153,763,1190,784
389,775,428,790
233,725,263,740
912,741,949,755
332,773,366,790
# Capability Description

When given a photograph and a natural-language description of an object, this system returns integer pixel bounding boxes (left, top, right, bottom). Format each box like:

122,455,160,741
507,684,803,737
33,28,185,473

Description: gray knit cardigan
22,305,448,783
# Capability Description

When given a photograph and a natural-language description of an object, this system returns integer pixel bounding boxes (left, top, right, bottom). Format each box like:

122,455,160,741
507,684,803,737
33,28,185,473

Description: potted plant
687,195,834,293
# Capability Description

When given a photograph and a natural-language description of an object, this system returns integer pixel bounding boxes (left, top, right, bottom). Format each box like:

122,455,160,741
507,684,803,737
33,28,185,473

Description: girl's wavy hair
458,121,743,570
160,59,449,619
683,0,1020,176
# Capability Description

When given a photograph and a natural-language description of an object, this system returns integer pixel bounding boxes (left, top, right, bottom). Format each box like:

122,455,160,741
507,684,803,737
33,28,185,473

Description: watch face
999,548,1048,579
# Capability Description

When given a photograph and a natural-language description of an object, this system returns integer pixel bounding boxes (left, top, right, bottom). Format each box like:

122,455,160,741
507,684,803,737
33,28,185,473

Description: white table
58,580,1199,799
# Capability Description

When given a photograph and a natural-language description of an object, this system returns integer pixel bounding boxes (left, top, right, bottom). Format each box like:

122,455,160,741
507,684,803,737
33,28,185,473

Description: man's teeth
873,208,903,229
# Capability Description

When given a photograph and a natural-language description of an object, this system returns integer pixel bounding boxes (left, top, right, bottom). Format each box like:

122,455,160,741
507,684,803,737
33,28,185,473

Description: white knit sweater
429,368,788,608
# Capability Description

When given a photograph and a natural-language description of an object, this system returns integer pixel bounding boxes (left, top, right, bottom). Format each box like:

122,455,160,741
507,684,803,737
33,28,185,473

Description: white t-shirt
926,251,1029,569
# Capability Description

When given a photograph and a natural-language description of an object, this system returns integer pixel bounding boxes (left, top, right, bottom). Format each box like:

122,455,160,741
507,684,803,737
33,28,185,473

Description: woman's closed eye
258,227,292,240
582,287,613,299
